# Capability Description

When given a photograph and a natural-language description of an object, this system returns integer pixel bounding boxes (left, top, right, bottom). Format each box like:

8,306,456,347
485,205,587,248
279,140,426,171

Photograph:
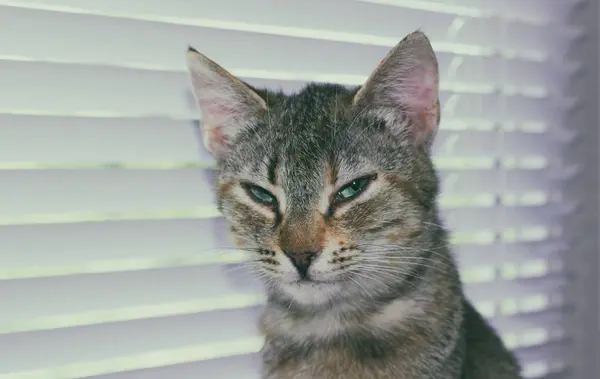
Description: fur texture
186,31,522,379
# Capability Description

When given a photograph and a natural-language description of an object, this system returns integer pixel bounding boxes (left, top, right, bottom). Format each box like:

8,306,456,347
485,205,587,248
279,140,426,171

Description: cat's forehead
225,84,382,185
238,125,370,188
271,86,353,133
268,99,364,172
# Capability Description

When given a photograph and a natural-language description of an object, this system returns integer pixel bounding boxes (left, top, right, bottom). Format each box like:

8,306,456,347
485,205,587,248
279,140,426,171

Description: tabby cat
185,30,522,379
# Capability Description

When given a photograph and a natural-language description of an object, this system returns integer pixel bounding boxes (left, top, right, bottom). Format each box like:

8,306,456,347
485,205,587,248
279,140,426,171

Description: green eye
334,175,375,204
244,184,277,206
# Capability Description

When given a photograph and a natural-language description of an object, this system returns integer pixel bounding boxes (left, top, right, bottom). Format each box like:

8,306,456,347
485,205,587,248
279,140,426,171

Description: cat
185,30,522,379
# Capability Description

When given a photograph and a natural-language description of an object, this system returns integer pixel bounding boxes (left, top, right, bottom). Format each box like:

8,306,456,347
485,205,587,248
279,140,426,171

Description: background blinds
0,0,597,378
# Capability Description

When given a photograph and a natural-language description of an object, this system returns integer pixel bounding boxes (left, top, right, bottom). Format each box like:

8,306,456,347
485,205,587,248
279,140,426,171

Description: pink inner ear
197,98,237,154
198,99,237,130
402,65,438,116
395,65,439,146
198,99,236,120
200,120,230,155
207,125,228,151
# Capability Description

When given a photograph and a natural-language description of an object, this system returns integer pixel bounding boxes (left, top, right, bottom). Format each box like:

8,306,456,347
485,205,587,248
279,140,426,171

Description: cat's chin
276,279,344,306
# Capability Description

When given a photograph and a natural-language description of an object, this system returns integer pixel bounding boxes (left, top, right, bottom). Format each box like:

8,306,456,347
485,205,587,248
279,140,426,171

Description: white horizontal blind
0,0,585,378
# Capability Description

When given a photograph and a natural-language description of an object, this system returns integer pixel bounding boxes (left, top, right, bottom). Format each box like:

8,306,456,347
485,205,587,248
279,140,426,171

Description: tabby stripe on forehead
327,154,340,186
268,154,279,185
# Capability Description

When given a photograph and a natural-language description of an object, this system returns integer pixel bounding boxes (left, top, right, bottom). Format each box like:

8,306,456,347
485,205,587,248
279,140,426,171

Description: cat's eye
243,183,277,206
333,175,376,204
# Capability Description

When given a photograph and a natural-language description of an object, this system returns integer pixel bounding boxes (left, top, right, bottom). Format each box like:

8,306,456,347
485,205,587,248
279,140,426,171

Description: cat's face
187,31,441,306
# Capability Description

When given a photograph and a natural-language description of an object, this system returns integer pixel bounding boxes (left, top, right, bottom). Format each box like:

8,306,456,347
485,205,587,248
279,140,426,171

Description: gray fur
186,31,522,379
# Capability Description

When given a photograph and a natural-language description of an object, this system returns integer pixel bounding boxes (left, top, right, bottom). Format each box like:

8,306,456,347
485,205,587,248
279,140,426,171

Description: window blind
0,0,591,378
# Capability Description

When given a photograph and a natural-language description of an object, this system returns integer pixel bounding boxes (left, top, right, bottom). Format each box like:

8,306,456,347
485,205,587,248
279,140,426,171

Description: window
1,1,596,378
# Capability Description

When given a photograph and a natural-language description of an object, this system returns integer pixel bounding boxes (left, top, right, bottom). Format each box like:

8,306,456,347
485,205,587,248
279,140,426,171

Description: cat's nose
284,249,320,279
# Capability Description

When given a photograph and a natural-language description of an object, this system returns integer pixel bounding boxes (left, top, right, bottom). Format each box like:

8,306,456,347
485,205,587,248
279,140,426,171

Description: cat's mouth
292,274,343,286
294,277,325,285
279,275,346,306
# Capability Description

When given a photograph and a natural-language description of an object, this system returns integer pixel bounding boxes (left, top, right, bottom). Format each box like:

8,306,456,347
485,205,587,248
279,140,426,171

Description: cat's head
187,31,442,307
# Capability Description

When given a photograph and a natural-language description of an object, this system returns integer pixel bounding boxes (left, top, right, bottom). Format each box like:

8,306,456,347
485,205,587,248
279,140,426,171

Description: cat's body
262,301,520,379
185,31,522,378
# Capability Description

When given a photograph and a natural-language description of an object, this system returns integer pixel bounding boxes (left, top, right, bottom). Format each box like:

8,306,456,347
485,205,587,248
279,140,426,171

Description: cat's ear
353,31,440,148
186,47,267,158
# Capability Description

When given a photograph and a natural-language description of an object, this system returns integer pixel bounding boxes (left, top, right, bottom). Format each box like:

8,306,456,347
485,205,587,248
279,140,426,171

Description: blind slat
0,115,568,166
0,0,585,377
0,60,553,120
0,0,579,56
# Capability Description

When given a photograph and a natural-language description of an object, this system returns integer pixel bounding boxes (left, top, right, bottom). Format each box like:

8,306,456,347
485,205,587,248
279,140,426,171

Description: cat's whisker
363,247,452,257
355,244,454,255
346,275,374,300
357,259,451,278
358,256,456,272
351,268,431,297
420,221,446,229
350,270,394,291
355,267,418,290
228,266,269,281
361,248,455,262
360,250,455,267
358,258,454,276
362,246,453,260
356,265,438,291
357,244,456,261
356,242,454,252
